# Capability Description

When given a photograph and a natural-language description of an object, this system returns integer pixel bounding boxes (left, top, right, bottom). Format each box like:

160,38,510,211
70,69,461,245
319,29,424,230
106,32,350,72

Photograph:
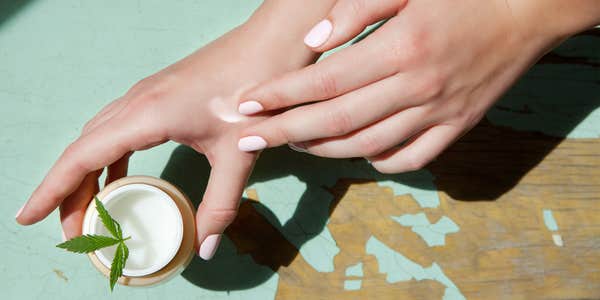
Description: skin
238,0,600,173
15,0,337,256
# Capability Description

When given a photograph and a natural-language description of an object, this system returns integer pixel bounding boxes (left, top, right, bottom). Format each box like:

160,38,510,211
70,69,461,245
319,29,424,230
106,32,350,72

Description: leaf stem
122,236,132,242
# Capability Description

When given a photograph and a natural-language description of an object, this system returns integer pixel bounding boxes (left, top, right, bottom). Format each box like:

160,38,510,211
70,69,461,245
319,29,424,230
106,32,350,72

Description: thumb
304,0,406,51
195,149,256,260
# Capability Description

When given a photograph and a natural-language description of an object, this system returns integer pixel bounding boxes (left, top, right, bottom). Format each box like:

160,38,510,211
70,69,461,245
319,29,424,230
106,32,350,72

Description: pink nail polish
199,234,221,260
238,136,268,152
304,19,333,48
238,101,264,115
61,229,67,242
15,204,24,219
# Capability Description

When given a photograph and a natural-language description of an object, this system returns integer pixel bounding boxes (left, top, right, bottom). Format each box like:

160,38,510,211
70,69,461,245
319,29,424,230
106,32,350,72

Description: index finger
16,117,163,225
237,22,398,115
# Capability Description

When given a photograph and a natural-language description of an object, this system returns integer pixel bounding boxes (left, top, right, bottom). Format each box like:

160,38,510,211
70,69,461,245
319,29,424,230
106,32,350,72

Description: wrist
241,0,337,68
510,0,600,44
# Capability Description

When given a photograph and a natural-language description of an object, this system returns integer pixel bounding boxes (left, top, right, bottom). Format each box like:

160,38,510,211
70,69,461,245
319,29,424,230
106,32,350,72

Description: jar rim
82,183,184,277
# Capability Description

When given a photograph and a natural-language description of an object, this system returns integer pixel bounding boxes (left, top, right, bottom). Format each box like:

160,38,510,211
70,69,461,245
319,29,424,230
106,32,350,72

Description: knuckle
267,88,287,109
312,70,338,97
405,156,428,172
206,207,238,225
385,41,405,68
451,105,483,129
272,120,293,144
400,146,430,172
372,152,429,174
127,75,175,107
81,120,95,134
387,29,429,68
347,0,366,18
132,85,166,106
126,113,167,148
372,162,398,174
416,72,446,100
357,133,386,157
325,109,353,136
127,77,154,96
63,142,89,173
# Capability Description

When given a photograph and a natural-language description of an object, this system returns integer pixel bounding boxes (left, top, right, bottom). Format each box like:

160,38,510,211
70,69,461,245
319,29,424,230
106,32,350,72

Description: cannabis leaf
95,197,123,239
56,196,130,292
110,242,129,291
56,234,120,253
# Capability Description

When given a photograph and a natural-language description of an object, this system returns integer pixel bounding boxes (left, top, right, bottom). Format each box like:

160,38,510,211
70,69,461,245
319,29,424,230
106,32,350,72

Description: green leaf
109,242,128,291
56,234,121,253
95,197,122,239
58,196,131,292
122,243,129,266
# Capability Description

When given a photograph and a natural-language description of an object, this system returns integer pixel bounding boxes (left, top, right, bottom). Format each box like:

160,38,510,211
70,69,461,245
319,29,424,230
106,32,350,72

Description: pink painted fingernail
199,234,221,260
15,204,24,219
238,136,267,152
304,19,333,48
61,229,67,242
238,101,264,115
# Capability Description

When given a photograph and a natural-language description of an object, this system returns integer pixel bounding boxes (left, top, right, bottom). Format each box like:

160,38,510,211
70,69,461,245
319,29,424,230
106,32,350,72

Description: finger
302,106,436,158
369,125,463,174
105,152,132,186
59,172,101,240
82,98,127,135
238,24,399,114
305,0,405,51
17,116,164,225
195,149,256,260
239,72,429,150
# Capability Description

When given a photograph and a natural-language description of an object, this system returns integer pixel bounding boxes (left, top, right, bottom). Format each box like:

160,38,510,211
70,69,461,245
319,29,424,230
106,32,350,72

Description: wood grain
224,120,600,300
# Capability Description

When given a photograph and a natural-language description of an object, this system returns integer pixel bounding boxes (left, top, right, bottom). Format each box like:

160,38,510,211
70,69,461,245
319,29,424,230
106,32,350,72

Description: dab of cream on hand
209,97,248,123
84,184,183,277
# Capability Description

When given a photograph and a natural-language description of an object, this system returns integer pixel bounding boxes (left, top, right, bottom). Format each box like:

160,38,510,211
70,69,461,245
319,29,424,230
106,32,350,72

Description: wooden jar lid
83,176,196,287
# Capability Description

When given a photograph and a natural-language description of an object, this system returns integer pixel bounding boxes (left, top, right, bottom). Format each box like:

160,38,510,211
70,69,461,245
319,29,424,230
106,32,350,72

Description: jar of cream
82,176,196,287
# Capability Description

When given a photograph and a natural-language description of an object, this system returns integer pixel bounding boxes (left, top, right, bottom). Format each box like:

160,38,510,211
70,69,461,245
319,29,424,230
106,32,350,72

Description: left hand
15,0,333,259
236,0,597,173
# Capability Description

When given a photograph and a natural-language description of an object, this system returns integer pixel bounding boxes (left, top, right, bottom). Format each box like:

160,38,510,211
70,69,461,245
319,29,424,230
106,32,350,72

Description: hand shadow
429,29,599,200
159,29,598,291
0,0,33,28
161,144,434,290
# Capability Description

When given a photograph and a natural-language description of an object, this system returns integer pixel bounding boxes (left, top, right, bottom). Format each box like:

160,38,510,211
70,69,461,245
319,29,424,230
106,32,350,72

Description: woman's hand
237,0,600,173
15,0,336,260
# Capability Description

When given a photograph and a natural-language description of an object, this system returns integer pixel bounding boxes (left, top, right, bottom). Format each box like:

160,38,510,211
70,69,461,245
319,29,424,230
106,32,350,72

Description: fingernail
238,136,267,152
199,234,221,260
238,101,264,115
288,143,308,153
304,19,333,48
15,204,24,219
61,229,67,242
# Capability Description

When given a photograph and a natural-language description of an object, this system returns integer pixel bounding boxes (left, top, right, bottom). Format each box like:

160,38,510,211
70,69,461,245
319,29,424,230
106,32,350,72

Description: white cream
208,96,248,123
83,184,183,277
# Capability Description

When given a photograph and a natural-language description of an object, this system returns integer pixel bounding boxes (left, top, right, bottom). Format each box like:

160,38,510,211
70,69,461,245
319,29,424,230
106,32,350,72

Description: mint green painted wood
0,1,274,299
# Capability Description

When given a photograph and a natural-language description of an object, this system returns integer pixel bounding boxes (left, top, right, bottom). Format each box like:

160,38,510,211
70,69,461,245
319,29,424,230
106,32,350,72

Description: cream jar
82,176,196,287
